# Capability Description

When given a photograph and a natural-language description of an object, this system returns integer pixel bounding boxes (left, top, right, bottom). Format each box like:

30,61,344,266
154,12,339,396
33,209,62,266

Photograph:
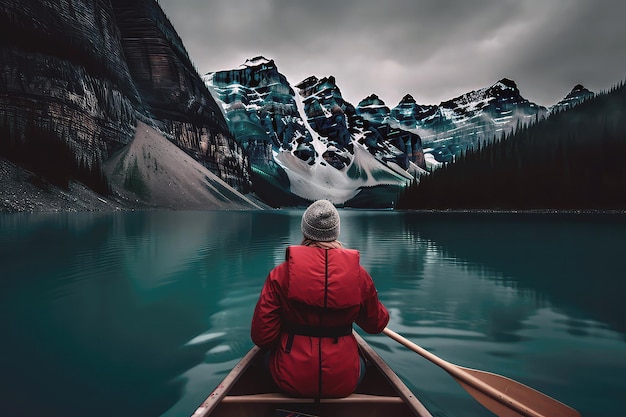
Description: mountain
351,93,426,170
0,0,256,211
205,57,566,208
388,78,548,164
110,0,250,192
550,84,595,113
390,94,438,130
296,76,426,173
397,80,626,210
206,57,425,208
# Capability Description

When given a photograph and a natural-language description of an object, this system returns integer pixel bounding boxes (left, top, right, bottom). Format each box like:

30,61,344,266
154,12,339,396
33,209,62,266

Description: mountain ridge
204,54,601,208
206,56,425,208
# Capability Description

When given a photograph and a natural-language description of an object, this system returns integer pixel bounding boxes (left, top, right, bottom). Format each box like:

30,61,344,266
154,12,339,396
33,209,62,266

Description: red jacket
251,246,389,398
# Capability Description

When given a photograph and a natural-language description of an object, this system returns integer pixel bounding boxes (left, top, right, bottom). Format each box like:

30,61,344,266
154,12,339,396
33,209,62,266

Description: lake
1,210,625,417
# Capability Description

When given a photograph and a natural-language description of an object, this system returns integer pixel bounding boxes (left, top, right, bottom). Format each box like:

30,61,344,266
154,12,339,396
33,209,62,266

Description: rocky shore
0,158,139,213
1,121,269,213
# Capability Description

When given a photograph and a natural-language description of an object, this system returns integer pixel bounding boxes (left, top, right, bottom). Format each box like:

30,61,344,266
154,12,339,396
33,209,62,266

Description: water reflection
1,210,625,417
0,211,274,417
398,212,626,337
334,210,626,417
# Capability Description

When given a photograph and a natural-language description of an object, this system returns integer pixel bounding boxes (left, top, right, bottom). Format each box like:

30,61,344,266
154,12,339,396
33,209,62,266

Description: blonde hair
301,238,343,249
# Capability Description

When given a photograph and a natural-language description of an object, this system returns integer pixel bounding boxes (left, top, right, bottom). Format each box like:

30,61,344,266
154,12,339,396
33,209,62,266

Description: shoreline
3,158,626,215
395,208,626,215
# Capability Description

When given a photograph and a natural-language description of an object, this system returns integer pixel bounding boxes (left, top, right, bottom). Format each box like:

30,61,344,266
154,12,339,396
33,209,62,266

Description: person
251,199,390,398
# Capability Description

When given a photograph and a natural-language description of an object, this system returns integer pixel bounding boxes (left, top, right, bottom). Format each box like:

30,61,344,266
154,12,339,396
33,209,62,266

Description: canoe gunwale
191,331,434,417
353,332,433,417
191,345,261,417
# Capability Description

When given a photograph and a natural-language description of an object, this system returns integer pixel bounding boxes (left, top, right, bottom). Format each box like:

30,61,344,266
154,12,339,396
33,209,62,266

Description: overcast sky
157,0,625,108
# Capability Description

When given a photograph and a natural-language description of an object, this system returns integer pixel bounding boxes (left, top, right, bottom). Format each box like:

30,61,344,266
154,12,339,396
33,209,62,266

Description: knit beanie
301,200,340,242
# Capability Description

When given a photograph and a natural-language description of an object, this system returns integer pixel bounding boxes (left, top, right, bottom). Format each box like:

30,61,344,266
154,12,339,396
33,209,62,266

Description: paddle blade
453,366,581,417
383,328,581,417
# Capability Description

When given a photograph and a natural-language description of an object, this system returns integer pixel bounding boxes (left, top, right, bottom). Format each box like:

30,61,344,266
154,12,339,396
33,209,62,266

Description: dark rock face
295,75,357,151
208,56,309,155
356,94,390,125
296,76,357,150
0,0,138,164
351,92,425,169
112,0,251,191
0,0,249,195
207,57,316,206
294,73,427,172
390,94,438,130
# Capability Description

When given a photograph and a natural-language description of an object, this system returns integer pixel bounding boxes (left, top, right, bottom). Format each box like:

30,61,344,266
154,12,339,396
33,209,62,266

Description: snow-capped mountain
390,94,438,129
205,57,424,208
389,78,548,163
550,84,594,113
204,56,597,209
351,93,428,169
296,76,426,173
356,94,391,125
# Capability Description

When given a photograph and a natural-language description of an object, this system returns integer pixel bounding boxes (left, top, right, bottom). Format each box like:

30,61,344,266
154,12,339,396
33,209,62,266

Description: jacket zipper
319,249,329,397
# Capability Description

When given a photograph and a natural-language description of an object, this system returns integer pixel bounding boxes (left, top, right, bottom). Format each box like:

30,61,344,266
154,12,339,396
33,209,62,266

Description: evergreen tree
397,81,626,210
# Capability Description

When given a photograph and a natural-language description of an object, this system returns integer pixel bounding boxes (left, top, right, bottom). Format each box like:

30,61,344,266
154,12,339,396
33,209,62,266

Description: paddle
382,327,581,417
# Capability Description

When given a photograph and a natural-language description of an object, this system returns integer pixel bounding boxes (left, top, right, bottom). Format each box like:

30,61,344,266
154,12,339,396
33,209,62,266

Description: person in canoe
251,199,390,398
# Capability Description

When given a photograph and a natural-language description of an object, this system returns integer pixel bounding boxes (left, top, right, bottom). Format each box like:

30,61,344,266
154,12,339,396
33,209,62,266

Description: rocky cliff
110,0,249,191
0,0,249,206
0,0,138,169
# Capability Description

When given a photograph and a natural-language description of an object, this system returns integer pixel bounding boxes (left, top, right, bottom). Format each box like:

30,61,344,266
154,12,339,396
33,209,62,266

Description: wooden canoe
191,331,433,417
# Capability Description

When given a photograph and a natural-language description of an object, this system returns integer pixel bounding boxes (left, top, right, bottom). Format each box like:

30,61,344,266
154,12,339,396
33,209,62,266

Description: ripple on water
203,332,252,364
184,331,226,347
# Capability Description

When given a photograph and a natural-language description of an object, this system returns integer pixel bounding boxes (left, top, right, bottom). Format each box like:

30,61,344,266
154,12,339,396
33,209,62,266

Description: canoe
191,331,433,417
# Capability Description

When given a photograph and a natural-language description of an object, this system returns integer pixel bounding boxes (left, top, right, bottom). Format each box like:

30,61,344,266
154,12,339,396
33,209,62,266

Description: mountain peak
358,94,385,106
241,56,274,68
563,84,593,101
440,77,526,112
296,75,320,89
550,84,594,112
400,94,416,104
488,78,519,94
497,78,517,89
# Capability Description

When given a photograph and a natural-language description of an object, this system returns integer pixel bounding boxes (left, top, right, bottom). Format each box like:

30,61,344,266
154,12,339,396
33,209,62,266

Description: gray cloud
158,0,626,107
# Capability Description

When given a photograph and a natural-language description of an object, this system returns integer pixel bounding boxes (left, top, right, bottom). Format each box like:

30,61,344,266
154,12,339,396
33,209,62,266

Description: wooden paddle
382,327,581,417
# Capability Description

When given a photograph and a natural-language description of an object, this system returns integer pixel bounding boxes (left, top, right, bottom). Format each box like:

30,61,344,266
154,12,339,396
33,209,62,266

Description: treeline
0,125,111,196
398,80,626,210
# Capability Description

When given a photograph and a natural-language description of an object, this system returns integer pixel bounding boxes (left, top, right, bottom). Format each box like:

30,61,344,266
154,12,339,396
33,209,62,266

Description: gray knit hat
301,200,340,242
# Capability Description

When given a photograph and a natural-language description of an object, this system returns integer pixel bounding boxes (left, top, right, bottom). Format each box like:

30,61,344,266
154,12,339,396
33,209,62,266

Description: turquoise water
1,210,625,417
